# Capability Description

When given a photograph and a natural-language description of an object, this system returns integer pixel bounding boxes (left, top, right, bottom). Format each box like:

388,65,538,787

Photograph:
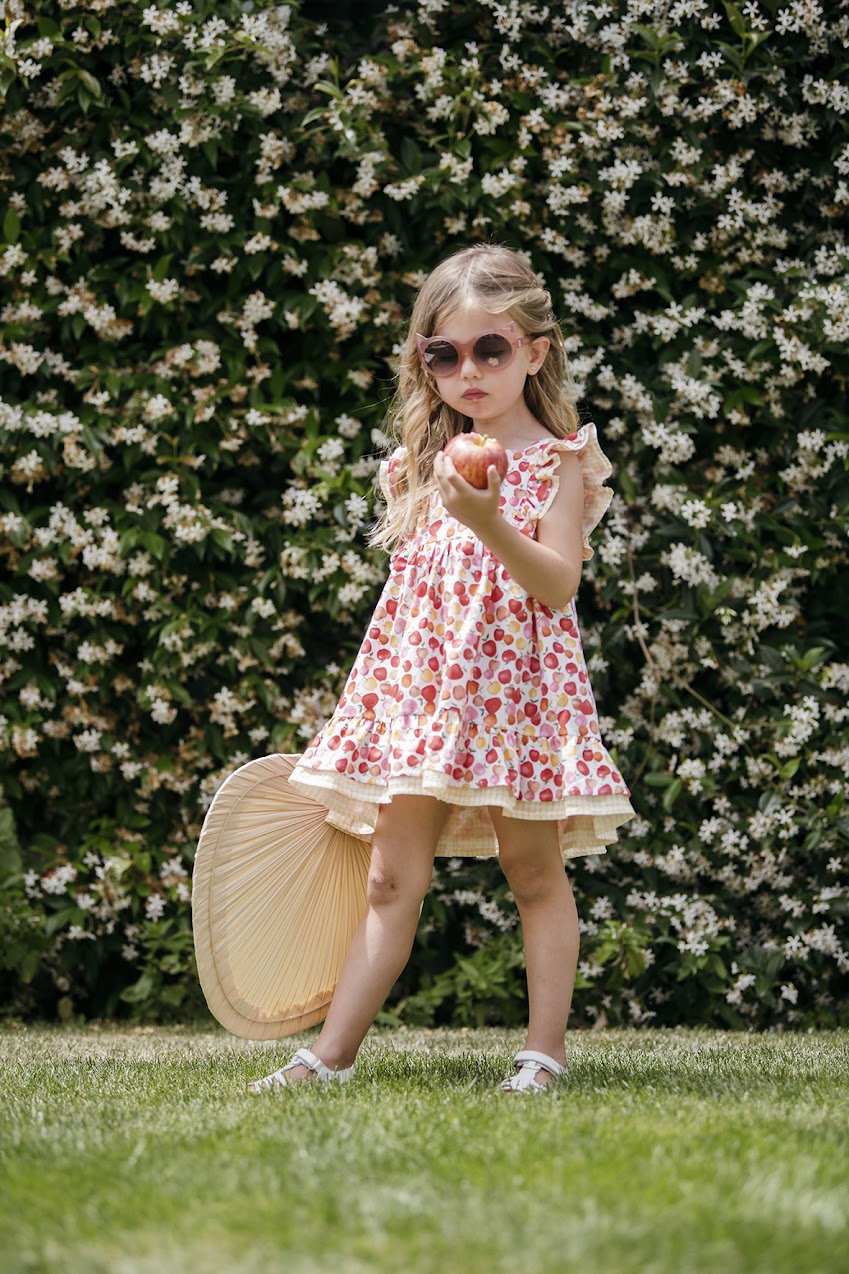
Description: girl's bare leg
490,810,579,1085
283,794,452,1082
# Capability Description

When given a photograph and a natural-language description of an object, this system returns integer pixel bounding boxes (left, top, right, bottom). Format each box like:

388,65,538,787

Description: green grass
1,1025,847,1274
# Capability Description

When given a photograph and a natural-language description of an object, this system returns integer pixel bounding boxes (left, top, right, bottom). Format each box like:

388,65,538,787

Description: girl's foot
500,1050,568,1094
271,1061,313,1085
247,1047,354,1093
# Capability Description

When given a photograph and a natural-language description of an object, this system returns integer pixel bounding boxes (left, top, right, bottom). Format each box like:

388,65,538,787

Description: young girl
248,243,634,1094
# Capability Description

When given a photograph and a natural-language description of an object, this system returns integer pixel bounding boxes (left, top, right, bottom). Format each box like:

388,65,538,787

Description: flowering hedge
1,0,847,1028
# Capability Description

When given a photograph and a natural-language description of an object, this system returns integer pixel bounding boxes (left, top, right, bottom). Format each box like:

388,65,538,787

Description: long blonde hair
368,243,580,551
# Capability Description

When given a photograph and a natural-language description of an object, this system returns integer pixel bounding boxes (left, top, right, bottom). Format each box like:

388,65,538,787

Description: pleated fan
192,753,371,1040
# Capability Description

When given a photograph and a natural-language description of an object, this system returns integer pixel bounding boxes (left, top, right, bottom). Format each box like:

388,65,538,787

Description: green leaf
152,254,173,283
645,772,674,788
77,69,102,98
210,528,233,551
0,806,21,874
20,950,41,984
400,135,423,174
722,1,747,38
803,829,822,853
630,24,659,49
54,74,77,106
662,778,683,811
715,41,742,71
164,679,193,705
205,47,228,70
120,971,156,1003
3,206,20,245
140,532,167,559
45,907,80,938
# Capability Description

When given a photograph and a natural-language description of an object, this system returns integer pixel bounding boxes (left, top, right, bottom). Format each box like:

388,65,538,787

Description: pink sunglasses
415,323,533,377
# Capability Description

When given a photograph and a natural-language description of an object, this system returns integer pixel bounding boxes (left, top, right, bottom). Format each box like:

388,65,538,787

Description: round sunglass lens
424,340,459,375
473,334,513,368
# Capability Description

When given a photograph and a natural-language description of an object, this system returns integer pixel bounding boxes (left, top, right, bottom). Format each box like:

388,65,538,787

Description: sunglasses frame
415,322,534,377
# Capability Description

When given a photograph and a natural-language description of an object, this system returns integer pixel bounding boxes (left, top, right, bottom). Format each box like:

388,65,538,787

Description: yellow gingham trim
289,765,635,860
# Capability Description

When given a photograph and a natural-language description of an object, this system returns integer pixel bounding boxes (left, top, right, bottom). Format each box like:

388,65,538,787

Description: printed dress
289,423,635,858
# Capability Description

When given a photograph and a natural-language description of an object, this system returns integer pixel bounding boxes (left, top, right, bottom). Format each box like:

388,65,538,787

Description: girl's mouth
462,389,486,400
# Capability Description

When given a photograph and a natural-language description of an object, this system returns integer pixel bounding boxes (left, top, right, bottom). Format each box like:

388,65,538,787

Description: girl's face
422,301,550,431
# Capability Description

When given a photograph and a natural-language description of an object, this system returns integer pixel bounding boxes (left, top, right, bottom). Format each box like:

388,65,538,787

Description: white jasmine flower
251,597,276,618
145,894,166,920
143,395,174,421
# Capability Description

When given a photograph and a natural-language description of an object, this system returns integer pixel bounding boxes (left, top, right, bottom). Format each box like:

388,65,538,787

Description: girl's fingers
437,453,465,491
436,455,500,523
435,453,454,489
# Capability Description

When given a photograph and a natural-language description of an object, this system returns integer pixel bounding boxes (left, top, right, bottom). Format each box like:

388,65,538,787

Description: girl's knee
364,871,425,912
499,861,553,901
367,868,403,908
366,856,430,909
500,849,563,905
366,798,445,909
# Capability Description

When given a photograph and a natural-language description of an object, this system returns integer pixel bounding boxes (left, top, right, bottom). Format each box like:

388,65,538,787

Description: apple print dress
289,424,635,858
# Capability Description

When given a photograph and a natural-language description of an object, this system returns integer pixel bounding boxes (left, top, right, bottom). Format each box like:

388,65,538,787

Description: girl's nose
459,352,480,378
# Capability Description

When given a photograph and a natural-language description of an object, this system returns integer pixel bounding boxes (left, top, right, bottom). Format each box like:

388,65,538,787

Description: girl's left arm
434,451,585,610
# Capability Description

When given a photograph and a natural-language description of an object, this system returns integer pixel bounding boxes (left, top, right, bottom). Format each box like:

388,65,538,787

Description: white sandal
247,1047,355,1093
500,1049,568,1094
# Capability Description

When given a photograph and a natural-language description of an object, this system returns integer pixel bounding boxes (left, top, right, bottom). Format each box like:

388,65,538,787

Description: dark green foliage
0,0,847,1026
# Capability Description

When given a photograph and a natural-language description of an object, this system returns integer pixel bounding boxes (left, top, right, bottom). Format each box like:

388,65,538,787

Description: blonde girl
248,243,634,1094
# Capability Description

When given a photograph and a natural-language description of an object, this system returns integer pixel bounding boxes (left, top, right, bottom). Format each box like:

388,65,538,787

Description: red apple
443,432,508,489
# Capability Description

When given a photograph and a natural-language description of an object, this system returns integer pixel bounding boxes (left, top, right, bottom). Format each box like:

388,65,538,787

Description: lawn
1,1025,847,1274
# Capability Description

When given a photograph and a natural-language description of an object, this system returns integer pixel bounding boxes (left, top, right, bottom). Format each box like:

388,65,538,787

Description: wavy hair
368,243,580,552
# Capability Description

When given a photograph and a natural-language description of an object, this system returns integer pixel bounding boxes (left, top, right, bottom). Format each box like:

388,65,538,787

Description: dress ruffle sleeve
531,423,614,561
378,445,408,507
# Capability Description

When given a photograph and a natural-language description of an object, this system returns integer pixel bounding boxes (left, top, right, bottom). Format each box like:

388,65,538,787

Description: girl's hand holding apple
434,449,503,533
434,432,509,533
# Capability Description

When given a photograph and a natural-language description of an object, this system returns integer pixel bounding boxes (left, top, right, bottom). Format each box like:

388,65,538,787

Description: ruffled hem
529,424,613,562
289,762,635,859
298,708,629,796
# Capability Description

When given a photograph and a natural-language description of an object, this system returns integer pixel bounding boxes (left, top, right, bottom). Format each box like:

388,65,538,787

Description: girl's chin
455,398,494,415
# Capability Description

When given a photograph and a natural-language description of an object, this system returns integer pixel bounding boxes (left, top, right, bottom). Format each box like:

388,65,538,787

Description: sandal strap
499,1049,568,1094
501,1072,546,1093
289,1048,354,1084
247,1069,288,1092
513,1050,567,1078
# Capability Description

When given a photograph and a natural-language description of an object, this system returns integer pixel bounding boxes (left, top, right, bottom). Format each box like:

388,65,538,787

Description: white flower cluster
662,543,721,590
308,280,366,337
775,696,821,759
146,277,180,304
281,484,325,528
741,575,799,633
